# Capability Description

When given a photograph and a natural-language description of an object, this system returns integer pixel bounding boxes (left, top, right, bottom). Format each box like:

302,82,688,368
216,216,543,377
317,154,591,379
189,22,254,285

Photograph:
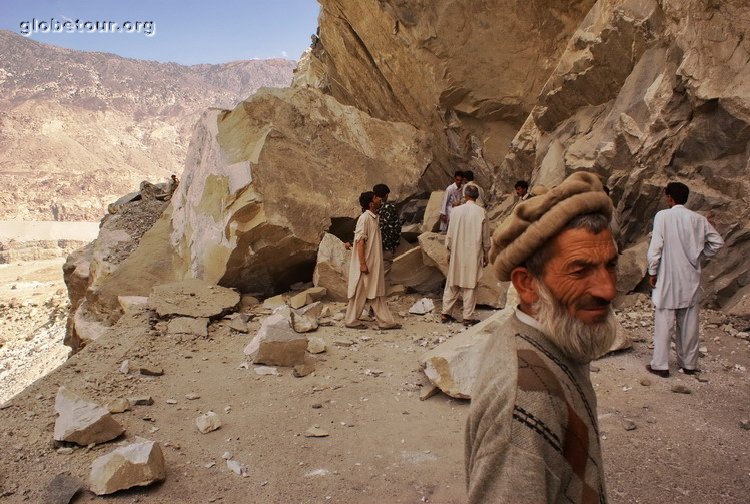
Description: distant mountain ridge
0,30,297,220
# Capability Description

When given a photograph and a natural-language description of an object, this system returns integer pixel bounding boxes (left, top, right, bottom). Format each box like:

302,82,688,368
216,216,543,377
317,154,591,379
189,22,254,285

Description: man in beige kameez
345,191,401,330
441,185,490,326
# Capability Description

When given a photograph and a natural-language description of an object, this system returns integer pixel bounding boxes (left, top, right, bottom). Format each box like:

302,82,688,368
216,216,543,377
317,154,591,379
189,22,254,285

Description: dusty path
0,284,748,503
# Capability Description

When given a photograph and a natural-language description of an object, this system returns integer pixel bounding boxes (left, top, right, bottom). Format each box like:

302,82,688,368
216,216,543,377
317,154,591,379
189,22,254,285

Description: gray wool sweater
465,312,607,504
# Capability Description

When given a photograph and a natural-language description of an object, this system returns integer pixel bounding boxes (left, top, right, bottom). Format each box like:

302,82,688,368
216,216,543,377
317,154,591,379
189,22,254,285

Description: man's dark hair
665,182,689,205
372,184,390,198
514,180,529,190
463,170,475,181
525,213,612,278
454,170,464,178
465,185,479,200
359,191,375,211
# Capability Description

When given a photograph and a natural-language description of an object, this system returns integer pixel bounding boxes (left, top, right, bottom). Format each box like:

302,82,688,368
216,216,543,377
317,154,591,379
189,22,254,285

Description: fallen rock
312,233,351,302
293,360,316,378
289,287,327,309
419,309,514,399
262,294,287,310
54,387,125,446
671,385,692,395
239,294,260,311
226,459,248,477
623,419,637,431
421,191,445,233
419,385,440,401
307,336,326,354
254,366,279,376
167,317,208,337
389,247,443,293
139,367,164,377
226,316,249,333
616,240,649,293
304,426,329,438
44,472,84,504
89,440,166,495
129,396,154,406
740,419,750,430
297,301,325,320
149,279,239,318
409,298,435,315
244,311,308,367
195,412,221,433
291,311,319,333
106,399,131,414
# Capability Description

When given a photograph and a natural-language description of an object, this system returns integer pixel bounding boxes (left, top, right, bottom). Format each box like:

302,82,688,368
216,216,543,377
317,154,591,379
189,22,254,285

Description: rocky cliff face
0,30,296,221
64,0,750,350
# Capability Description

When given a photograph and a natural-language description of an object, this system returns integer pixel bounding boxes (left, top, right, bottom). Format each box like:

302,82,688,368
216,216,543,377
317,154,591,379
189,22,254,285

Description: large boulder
169,87,431,297
616,239,649,294
388,247,443,293
244,309,308,367
421,191,445,233
313,233,351,302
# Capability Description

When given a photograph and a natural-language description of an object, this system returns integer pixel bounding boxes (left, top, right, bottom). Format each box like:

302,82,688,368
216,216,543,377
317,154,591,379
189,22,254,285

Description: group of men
337,171,725,503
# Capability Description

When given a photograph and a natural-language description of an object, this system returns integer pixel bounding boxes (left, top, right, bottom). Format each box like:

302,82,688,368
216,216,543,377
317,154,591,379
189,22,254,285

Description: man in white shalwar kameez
441,185,490,326
646,182,724,377
345,191,401,330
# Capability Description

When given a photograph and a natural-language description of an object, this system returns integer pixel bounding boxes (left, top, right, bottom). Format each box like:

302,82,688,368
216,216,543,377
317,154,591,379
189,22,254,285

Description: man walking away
441,185,490,326
372,184,401,262
345,191,402,330
439,171,464,232
462,170,486,208
646,181,724,377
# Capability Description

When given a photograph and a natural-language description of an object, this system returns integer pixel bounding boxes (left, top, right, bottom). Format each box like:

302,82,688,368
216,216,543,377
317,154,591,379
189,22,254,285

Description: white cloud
281,50,288,58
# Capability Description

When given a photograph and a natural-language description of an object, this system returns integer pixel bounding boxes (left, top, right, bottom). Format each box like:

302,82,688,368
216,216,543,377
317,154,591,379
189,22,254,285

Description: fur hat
491,172,613,281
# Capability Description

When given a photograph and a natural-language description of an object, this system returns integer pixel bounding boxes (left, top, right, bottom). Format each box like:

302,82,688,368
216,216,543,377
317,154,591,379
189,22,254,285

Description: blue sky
0,0,320,64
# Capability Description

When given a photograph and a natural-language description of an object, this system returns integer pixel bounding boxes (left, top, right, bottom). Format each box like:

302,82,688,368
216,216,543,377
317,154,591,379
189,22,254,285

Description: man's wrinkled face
515,186,527,197
540,228,618,326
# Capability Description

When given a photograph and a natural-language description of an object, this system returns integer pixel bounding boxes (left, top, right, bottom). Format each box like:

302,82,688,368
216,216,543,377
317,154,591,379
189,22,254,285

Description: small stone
44,472,84,504
307,336,327,354
139,367,164,377
254,366,279,376
364,369,383,377
419,385,440,401
54,387,124,446
590,366,600,373
204,462,216,469
304,426,329,437
196,412,221,434
311,403,323,409
222,451,233,460
334,339,354,347
130,396,154,406
293,361,316,378
106,398,131,414
185,393,200,400
640,378,651,387
56,447,74,455
226,459,248,477
408,298,435,315
332,312,345,321
671,385,692,394
165,399,177,405
623,419,637,431
88,440,166,495
740,419,750,430
119,360,129,374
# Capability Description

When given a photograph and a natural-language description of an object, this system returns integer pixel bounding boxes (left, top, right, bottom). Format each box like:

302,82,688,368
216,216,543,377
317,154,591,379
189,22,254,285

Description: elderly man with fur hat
465,171,617,504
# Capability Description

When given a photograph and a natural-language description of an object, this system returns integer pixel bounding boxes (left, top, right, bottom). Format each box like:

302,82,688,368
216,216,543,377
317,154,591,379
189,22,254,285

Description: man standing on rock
439,171,464,232
373,183,401,262
345,191,401,330
646,181,724,378
441,185,489,326
466,172,617,503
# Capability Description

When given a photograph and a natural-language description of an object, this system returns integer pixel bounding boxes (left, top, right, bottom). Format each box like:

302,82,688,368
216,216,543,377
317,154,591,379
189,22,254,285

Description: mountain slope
0,30,296,220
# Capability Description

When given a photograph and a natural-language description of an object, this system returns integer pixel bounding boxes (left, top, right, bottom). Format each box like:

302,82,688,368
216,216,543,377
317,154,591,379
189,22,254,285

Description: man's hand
360,263,369,274
649,274,657,288
344,241,352,250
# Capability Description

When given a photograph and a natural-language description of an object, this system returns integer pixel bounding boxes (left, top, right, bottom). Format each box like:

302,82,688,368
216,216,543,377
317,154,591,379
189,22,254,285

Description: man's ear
511,267,539,307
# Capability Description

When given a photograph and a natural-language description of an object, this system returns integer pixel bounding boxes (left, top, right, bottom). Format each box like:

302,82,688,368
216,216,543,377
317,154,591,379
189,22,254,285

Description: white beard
532,282,617,364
